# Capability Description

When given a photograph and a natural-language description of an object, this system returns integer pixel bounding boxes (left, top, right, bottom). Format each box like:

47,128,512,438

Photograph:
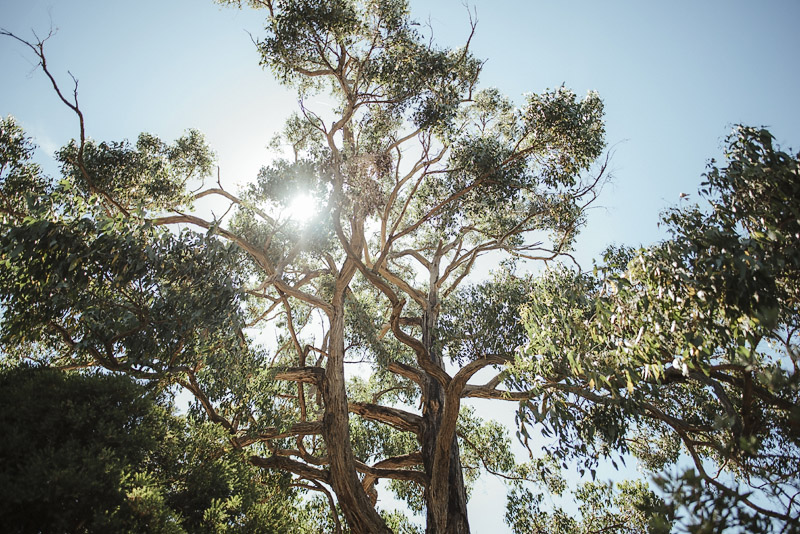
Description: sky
2,0,800,531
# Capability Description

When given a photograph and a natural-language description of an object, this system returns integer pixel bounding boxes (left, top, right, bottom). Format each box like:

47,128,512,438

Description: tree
516,127,800,532
0,365,304,533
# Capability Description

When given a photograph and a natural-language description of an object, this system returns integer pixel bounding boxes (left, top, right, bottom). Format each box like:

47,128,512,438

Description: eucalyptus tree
1,1,606,532
223,2,604,531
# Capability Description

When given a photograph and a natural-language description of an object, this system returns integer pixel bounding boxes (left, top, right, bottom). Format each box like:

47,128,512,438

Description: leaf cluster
57,130,213,212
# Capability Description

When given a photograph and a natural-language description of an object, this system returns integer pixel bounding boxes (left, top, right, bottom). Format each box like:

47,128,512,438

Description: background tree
505,479,670,534
0,365,304,534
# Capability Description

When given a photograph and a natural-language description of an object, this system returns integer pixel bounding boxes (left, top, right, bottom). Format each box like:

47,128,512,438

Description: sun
286,193,318,223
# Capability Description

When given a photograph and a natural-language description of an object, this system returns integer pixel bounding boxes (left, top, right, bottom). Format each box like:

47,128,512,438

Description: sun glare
287,193,317,223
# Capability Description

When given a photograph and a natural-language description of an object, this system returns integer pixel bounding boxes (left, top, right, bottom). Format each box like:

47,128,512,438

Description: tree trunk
323,282,392,534
420,264,471,534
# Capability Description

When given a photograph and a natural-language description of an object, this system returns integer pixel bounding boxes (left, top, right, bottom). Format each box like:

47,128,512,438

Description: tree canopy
1,1,798,533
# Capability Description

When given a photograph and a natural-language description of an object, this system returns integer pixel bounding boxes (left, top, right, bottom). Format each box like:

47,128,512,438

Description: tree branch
349,402,422,435
275,366,325,385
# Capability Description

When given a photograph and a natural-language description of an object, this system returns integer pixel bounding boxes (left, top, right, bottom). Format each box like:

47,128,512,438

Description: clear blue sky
2,0,799,530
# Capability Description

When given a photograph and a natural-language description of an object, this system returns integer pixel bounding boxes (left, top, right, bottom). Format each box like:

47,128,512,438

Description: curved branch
177,372,236,435
355,454,427,486
238,421,324,447
193,187,276,224
387,361,424,386
149,212,334,315
361,452,425,499
450,355,509,397
349,402,422,435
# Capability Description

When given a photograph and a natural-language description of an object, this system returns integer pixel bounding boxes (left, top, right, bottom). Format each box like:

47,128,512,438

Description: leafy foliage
0,116,51,217
505,480,671,534
57,129,213,211
0,365,302,534
517,127,800,531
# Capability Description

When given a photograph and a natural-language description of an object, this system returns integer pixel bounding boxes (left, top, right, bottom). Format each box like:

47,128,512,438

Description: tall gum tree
0,1,606,532
235,1,605,531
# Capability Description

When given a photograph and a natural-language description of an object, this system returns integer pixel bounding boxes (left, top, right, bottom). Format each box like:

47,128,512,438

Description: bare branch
361,452,425,498
387,361,424,386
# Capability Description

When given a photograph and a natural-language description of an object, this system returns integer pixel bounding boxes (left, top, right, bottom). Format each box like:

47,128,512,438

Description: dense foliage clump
0,365,302,534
